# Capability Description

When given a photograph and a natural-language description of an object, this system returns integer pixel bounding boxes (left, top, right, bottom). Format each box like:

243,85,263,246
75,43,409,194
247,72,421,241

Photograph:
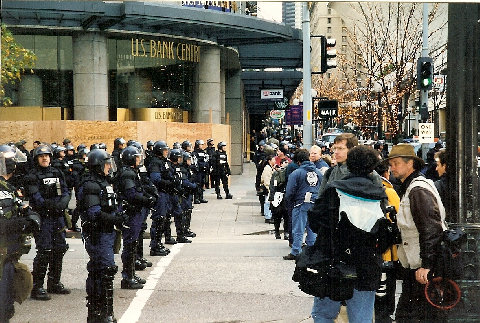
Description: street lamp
373,82,383,140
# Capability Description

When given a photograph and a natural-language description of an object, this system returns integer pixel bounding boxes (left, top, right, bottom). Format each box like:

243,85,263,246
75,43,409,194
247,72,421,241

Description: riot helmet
53,146,67,159
121,146,142,167
153,141,169,156
181,140,192,151
114,137,126,150
147,140,155,150
78,148,90,162
87,149,113,176
207,138,214,146
182,151,192,165
33,144,53,167
217,141,227,150
172,142,181,150
258,140,266,147
65,144,75,152
77,144,86,152
0,145,18,176
194,139,205,150
90,143,100,151
169,149,183,163
98,143,107,151
62,138,71,146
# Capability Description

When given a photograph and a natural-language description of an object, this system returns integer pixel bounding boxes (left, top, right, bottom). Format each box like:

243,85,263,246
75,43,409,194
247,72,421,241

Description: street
11,162,329,323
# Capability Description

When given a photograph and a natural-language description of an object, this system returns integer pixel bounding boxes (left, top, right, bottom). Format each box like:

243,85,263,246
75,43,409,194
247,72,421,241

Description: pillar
18,74,42,106
193,46,221,123
72,32,108,120
225,69,244,174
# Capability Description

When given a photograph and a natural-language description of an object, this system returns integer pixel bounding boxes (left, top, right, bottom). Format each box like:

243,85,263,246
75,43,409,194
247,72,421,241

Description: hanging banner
270,110,285,119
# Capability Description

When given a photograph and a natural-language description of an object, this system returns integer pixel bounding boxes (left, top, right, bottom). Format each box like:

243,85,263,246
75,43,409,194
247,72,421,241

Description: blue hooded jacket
285,161,323,208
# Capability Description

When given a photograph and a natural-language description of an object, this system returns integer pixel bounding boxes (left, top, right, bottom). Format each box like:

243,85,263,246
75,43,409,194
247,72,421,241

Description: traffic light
320,36,337,73
417,57,433,90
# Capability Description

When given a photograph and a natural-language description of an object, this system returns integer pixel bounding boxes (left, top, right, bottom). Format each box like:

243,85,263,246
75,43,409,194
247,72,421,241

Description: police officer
65,144,76,162
117,146,156,289
69,147,89,232
78,149,125,323
0,145,41,322
25,144,71,300
181,152,198,238
167,149,192,243
112,138,126,171
128,141,156,271
147,141,172,256
205,138,215,189
145,140,155,168
211,142,233,199
192,140,209,204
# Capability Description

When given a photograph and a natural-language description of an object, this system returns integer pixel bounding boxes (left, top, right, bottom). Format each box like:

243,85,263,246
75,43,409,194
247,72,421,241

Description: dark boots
199,188,208,203
135,230,150,270
88,266,118,323
47,247,71,294
164,216,177,244
184,210,196,238
121,243,144,290
150,218,170,256
31,249,51,300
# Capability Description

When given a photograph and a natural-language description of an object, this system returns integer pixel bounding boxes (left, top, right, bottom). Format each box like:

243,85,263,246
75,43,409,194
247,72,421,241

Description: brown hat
387,144,425,169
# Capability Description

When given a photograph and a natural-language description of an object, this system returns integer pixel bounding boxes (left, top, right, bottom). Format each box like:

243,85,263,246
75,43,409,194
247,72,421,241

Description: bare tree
329,2,447,138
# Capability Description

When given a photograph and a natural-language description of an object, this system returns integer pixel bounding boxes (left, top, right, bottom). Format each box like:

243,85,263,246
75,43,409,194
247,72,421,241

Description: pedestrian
283,149,322,260
0,145,41,322
25,144,72,300
434,149,452,222
374,159,400,323
309,145,329,174
387,144,447,322
211,141,233,199
318,133,359,196
77,149,126,323
309,145,388,323
268,158,290,239
261,155,276,224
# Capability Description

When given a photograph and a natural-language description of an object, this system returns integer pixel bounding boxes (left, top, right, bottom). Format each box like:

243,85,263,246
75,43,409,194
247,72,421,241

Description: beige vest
397,177,447,269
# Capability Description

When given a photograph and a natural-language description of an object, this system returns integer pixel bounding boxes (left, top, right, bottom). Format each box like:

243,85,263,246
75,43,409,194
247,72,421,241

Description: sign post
418,122,434,143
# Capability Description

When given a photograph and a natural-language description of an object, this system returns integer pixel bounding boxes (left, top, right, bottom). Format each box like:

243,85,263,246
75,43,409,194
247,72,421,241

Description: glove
145,195,157,208
26,213,41,233
115,210,129,226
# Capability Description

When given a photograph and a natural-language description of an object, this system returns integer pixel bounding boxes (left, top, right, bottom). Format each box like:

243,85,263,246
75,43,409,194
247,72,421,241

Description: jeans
291,203,316,255
264,201,272,219
311,289,375,323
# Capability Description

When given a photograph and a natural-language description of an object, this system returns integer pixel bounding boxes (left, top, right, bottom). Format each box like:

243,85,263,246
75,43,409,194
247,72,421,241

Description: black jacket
308,174,387,291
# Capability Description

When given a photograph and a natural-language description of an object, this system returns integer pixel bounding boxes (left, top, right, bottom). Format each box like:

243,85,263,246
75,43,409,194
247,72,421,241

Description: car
321,133,341,144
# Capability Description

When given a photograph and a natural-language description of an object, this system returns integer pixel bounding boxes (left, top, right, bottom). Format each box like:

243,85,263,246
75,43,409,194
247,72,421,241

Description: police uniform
191,143,209,204
0,175,39,322
146,142,172,256
25,145,71,300
211,142,233,199
116,146,155,289
206,140,216,189
181,153,197,238
78,163,122,322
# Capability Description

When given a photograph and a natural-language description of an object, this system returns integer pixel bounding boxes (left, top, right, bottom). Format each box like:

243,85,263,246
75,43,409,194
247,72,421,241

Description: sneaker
283,253,297,261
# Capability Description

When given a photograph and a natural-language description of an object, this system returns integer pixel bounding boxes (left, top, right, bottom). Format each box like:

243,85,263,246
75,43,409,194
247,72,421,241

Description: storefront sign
182,1,239,13
261,89,284,100
270,110,285,119
131,108,184,122
285,105,303,125
131,38,200,63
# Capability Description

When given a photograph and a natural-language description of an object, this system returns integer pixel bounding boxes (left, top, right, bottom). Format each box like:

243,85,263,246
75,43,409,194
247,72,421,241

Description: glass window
327,18,331,24
342,36,347,43
327,27,332,33
108,38,196,113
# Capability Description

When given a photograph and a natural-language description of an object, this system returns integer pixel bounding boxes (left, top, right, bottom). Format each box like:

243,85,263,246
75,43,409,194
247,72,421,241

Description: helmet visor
15,149,28,163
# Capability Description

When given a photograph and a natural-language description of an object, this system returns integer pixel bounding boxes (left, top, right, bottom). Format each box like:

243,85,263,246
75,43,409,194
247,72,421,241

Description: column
193,46,221,123
18,74,42,106
72,32,108,120
220,68,226,124
225,69,244,174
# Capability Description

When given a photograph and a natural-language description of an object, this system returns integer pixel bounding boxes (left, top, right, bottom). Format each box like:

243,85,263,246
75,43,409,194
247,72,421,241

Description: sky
257,2,283,23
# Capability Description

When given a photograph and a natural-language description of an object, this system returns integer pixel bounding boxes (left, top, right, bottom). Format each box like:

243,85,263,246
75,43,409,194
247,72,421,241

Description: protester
387,144,447,322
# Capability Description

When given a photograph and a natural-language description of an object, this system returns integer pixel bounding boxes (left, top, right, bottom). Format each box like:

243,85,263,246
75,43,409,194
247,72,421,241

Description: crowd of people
0,137,232,323
252,130,449,323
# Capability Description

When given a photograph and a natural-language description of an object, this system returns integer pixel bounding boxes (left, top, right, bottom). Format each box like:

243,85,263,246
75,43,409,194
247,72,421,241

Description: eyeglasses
331,146,348,152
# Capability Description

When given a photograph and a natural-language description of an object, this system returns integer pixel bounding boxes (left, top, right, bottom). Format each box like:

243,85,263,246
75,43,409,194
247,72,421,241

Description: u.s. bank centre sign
131,38,201,63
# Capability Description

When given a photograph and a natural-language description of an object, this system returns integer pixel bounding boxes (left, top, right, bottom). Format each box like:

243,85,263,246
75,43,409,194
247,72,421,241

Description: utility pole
302,2,312,149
